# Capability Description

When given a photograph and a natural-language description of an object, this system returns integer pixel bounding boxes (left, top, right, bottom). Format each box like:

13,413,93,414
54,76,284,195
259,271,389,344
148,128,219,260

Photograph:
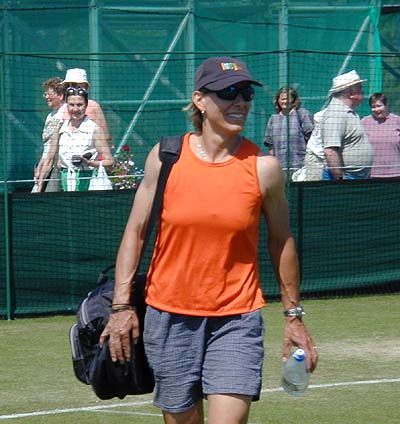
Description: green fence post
285,49,291,183
296,183,304,284
89,0,100,100
1,52,13,320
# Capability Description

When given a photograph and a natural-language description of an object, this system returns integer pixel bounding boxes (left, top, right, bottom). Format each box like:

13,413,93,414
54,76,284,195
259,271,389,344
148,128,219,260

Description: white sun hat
329,70,366,94
62,68,90,86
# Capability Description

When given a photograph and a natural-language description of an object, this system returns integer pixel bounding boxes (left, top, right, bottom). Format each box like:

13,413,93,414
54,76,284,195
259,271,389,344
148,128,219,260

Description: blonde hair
43,77,64,96
183,101,203,131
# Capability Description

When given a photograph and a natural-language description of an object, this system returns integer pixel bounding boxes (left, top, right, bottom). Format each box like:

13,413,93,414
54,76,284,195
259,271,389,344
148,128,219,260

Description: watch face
284,306,305,317
294,306,304,316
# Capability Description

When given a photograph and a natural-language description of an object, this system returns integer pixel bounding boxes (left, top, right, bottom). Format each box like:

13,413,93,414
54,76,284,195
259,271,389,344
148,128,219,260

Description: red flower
109,144,142,190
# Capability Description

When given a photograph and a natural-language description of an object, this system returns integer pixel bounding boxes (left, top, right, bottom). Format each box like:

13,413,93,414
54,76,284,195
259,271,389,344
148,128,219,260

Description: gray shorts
143,306,265,413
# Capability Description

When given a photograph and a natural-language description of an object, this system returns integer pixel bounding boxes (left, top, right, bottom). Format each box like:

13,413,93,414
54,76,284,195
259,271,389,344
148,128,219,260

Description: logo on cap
220,62,242,71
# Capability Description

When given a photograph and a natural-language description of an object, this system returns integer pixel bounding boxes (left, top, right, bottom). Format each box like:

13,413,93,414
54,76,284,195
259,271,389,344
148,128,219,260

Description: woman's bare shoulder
257,153,285,196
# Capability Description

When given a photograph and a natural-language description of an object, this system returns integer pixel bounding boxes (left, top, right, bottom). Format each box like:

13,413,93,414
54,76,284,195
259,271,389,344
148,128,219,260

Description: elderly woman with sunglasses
32,77,65,193
37,87,113,192
101,56,318,424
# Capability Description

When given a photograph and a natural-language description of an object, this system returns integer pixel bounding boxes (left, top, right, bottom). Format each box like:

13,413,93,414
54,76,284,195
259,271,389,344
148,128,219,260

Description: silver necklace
196,136,243,161
196,142,209,161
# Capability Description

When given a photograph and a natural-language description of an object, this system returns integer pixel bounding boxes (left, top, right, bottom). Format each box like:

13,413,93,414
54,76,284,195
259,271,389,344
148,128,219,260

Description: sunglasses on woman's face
66,87,87,96
201,85,255,102
43,91,58,98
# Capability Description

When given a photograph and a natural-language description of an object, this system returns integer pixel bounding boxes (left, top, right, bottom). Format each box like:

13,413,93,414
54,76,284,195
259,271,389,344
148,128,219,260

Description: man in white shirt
322,70,373,180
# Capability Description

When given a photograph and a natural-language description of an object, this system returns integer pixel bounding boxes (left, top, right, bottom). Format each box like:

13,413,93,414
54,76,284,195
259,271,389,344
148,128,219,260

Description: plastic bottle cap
293,348,306,361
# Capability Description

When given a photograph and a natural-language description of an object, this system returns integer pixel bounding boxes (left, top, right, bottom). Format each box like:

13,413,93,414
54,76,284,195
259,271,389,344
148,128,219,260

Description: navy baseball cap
195,56,262,91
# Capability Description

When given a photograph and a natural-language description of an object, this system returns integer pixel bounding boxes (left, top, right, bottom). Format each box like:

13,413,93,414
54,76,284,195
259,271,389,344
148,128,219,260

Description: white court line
1,378,399,420
0,401,153,420
93,409,162,417
261,377,400,393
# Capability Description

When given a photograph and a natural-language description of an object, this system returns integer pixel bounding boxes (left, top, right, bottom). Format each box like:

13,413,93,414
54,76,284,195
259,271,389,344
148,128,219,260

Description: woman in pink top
362,92,400,178
101,57,318,424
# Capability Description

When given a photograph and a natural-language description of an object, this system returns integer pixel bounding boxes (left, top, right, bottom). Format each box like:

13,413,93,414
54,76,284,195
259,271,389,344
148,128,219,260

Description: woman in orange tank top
101,56,318,424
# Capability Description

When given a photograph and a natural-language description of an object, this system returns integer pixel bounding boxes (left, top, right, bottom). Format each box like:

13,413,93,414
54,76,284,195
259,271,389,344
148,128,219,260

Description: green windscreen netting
1,50,387,189
0,0,384,189
2,0,400,317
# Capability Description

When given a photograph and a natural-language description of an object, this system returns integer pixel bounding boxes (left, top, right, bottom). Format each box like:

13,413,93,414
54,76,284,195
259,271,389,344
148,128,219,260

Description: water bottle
281,348,310,396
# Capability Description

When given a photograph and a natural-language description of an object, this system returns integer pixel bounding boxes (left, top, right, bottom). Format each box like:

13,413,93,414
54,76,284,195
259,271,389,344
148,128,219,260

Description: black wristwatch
283,305,305,318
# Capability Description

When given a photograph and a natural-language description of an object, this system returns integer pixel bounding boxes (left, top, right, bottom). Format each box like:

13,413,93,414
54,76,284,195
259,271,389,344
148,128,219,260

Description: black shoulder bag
69,135,183,400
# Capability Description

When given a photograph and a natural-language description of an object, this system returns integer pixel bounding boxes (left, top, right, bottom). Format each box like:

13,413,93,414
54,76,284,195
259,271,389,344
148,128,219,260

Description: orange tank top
145,132,266,316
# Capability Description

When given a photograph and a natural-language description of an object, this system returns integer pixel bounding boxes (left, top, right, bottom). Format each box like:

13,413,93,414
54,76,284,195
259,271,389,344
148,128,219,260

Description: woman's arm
299,108,314,141
88,126,114,169
87,100,111,142
263,116,274,148
257,153,318,372
99,144,162,363
35,130,59,192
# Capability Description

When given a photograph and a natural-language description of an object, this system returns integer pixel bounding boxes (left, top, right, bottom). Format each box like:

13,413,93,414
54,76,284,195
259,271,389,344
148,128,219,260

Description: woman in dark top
264,86,313,175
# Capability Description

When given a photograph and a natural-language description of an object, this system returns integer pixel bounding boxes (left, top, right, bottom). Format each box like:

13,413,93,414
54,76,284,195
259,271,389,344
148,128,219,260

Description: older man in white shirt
322,70,373,180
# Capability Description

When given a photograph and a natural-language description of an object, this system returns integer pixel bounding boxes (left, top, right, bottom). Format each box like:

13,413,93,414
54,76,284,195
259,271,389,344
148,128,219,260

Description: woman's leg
144,308,206,420
207,394,252,424
201,311,263,424
163,400,204,424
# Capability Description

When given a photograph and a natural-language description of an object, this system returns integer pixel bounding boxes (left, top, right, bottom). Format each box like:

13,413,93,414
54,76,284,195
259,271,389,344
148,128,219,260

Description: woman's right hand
99,308,140,364
99,144,161,363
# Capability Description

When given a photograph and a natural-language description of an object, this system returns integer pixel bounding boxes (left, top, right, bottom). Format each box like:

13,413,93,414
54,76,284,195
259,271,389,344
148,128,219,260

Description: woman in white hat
61,68,111,142
37,87,114,191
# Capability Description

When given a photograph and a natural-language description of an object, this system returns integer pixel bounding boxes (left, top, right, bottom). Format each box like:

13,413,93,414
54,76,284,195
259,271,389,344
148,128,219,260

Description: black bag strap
98,135,183,282
147,135,183,236
134,135,183,277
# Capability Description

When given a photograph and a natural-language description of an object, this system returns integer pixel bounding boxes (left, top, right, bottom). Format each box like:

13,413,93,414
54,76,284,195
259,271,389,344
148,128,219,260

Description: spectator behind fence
32,77,64,193
61,68,111,142
322,70,373,180
361,93,400,179
263,86,313,176
100,56,318,424
37,87,113,192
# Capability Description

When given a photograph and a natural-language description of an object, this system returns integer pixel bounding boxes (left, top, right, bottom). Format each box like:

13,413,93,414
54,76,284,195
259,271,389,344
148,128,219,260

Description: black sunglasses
201,85,255,102
66,87,88,97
